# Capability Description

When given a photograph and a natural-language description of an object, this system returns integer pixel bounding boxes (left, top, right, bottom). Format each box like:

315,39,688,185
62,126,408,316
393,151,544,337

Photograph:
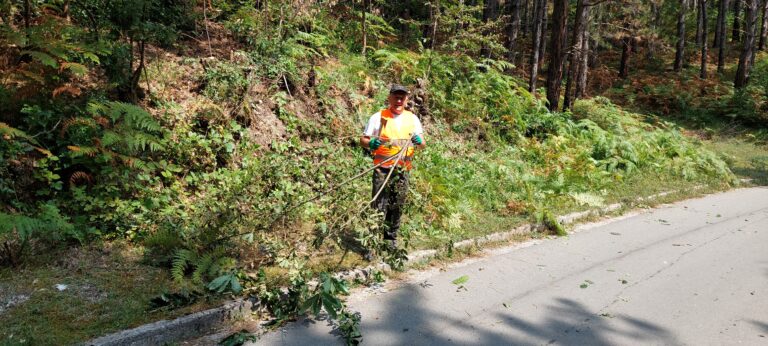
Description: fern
143,228,184,263
171,247,235,288
60,62,88,76
103,102,163,133
0,122,40,146
4,14,100,89
192,253,214,285
20,50,59,68
0,203,75,266
0,204,73,240
371,48,420,82
61,117,99,135
62,101,165,164
171,249,197,284
0,213,45,240
292,31,332,58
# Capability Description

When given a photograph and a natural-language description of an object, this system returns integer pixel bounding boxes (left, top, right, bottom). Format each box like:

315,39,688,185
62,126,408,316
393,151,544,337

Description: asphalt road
254,187,768,345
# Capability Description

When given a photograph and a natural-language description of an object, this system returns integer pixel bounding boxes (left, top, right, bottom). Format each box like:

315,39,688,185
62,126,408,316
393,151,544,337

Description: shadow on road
342,283,680,345
750,320,768,333
493,297,679,345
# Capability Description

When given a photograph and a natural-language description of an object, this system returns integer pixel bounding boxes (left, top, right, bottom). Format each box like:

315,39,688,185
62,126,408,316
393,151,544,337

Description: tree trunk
619,33,632,79
401,8,412,44
23,0,31,30
701,0,709,78
63,0,71,22
575,32,590,99
538,3,549,69
563,59,575,109
430,2,439,50
520,0,531,38
631,33,639,53
697,0,705,47
589,3,604,68
484,0,500,21
714,0,727,48
481,0,500,58
425,3,440,82
545,0,569,111
563,0,589,110
648,1,661,61
733,0,742,42
130,40,146,103
505,0,522,64
748,0,761,74
528,0,546,93
675,0,688,72
718,0,730,72
361,0,368,55
759,0,768,50
522,0,529,38
735,0,758,88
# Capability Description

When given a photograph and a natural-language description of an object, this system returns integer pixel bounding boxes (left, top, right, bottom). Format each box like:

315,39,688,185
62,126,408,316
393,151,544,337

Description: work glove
369,137,383,151
411,134,423,146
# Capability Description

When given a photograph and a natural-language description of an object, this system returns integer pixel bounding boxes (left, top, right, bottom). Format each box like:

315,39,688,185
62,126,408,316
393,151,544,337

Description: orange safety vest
372,109,419,170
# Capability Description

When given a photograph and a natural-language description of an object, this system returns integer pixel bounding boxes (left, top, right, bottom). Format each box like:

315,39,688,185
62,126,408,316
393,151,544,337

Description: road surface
254,187,768,345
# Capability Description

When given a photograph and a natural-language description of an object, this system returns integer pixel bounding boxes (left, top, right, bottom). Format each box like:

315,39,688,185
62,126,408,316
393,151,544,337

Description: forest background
1,0,767,344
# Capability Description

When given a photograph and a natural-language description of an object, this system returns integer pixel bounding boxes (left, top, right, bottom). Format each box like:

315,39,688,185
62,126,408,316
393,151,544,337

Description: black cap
389,84,409,95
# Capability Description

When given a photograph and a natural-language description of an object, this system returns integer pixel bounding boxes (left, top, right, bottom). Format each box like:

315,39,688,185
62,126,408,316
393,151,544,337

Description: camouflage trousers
371,167,410,241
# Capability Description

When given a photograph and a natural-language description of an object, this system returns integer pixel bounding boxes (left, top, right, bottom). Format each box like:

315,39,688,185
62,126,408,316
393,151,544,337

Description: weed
452,275,469,285
337,309,363,345
580,279,594,289
0,2,755,344
219,330,258,346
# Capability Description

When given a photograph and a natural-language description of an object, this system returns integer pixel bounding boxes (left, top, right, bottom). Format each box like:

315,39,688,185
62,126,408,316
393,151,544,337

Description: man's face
388,92,408,113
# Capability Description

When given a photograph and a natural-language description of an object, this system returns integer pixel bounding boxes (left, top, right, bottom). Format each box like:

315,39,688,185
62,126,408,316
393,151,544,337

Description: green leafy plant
0,203,75,266
61,101,165,166
208,272,244,294
452,275,469,285
219,330,258,346
171,248,238,291
148,290,200,311
337,309,363,345
301,272,349,320
301,273,362,345
539,209,567,236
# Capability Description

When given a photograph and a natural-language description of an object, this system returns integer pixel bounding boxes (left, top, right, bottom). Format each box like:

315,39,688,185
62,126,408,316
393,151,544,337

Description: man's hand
411,134,424,146
369,137,383,151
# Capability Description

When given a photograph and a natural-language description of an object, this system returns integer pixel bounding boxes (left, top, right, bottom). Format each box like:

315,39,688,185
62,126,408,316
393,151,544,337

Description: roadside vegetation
1,1,766,344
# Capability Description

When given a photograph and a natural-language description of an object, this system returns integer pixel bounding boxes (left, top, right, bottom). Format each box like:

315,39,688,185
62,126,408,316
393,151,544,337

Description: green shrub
723,54,768,126
0,203,77,266
202,61,250,103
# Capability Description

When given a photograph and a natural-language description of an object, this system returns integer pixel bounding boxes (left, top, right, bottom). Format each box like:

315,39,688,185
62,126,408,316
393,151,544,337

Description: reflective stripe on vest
372,109,418,170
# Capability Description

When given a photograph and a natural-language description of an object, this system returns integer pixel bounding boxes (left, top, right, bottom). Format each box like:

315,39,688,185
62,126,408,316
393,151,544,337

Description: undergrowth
0,1,751,345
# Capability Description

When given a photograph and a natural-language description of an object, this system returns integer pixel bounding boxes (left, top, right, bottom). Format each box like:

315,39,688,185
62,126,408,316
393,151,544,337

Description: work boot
387,239,398,250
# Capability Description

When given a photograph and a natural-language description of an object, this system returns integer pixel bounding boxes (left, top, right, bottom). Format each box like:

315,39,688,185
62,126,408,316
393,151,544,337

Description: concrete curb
85,184,715,345
404,186,703,267
85,299,259,346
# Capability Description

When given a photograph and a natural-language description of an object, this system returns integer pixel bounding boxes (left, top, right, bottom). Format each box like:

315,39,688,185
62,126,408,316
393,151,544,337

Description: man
360,84,426,250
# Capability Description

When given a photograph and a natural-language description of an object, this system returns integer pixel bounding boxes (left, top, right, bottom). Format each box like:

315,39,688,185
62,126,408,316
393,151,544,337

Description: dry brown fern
68,171,93,187
60,117,97,137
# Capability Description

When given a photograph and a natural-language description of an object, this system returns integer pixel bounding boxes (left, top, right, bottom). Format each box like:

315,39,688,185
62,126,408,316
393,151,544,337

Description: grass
703,136,768,185
3,24,766,346
1,130,757,346
0,242,223,345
